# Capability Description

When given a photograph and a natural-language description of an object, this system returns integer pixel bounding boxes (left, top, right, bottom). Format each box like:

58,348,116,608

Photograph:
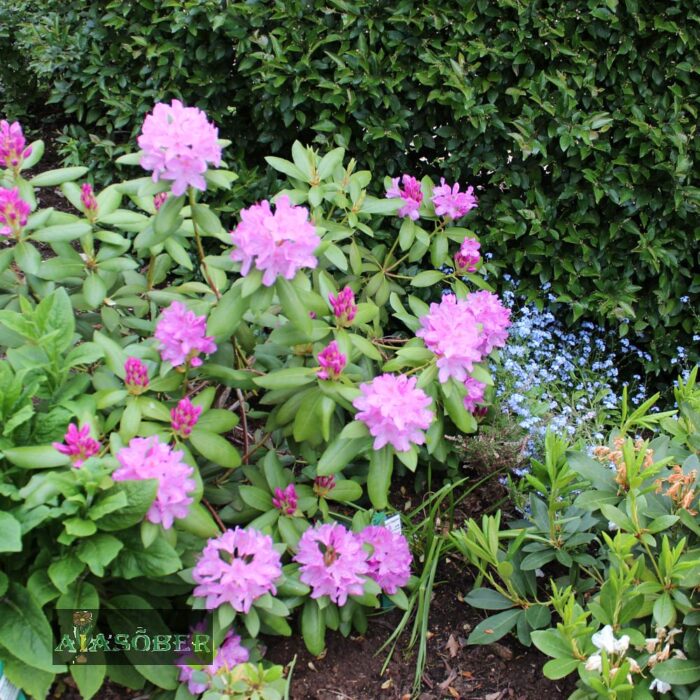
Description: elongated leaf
467,608,522,645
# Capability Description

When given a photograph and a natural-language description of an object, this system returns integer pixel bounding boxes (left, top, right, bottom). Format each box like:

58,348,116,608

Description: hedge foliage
2,0,699,372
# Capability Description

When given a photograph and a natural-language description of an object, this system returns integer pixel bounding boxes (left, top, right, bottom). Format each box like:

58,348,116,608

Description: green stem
188,188,221,299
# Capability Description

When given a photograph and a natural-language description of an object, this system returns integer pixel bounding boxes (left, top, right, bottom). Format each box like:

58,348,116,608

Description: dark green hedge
3,0,699,371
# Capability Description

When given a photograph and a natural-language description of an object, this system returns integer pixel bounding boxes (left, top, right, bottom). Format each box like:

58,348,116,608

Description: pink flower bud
171,397,202,438
454,238,481,273
52,424,101,468
0,120,29,172
0,187,31,238
313,475,336,497
124,357,149,394
329,286,357,326
386,174,423,220
317,340,346,380
153,192,168,211
272,484,298,516
80,183,98,218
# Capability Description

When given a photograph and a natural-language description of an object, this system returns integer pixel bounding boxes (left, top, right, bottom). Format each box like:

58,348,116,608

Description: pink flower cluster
329,286,357,326
431,178,477,219
313,475,336,497
178,629,249,695
124,357,149,394
353,374,433,452
113,436,195,529
0,120,32,171
137,100,222,196
81,183,98,218
230,195,320,287
154,302,217,368
386,174,423,220
417,292,511,383
294,522,411,605
53,424,101,468
0,187,31,238
171,397,202,438
454,237,480,273
193,527,283,612
317,340,346,380
272,484,297,516
463,377,487,413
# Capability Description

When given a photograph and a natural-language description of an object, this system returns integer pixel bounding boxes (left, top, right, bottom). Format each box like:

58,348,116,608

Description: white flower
645,638,658,653
608,521,619,531
585,654,602,672
592,625,630,655
650,679,672,694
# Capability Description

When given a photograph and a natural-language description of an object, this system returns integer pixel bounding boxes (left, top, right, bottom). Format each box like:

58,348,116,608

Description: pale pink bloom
153,192,168,211
650,679,672,693
0,187,31,238
353,374,433,452
272,484,298,516
359,525,411,594
171,397,202,438
417,294,484,383
0,120,32,171
294,523,369,606
137,100,222,196
463,377,487,412
454,238,481,272
192,527,283,612
52,424,101,468
80,183,98,217
386,174,423,220
317,340,346,380
313,475,336,498
154,301,217,368
329,286,357,325
178,629,249,695
124,357,149,394
230,195,320,286
466,290,512,355
113,437,195,529
431,178,477,219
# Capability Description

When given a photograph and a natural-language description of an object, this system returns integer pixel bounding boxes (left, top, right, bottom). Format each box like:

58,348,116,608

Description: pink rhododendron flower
113,437,195,529
52,424,101,468
230,195,320,286
124,357,149,394
154,301,217,368
0,120,32,171
386,174,423,220
294,523,369,605
0,187,31,238
417,294,484,383
466,290,512,355
454,238,480,273
359,525,412,594
431,178,477,219
178,629,249,695
272,484,298,516
81,183,98,218
137,100,222,196
192,527,283,612
463,377,487,412
153,192,168,211
317,340,346,380
313,475,336,497
171,397,202,438
329,286,357,325
353,374,433,452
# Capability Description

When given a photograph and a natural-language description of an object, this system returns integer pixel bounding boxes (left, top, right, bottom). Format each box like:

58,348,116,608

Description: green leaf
0,583,58,672
367,446,393,509
301,599,326,656
48,554,85,593
467,608,522,645
253,367,316,390
111,534,181,580
653,592,676,628
317,435,371,476
153,194,185,240
0,512,22,552
239,485,274,511
2,654,55,700
411,270,445,287
76,534,124,576
442,384,477,433
21,139,45,170
71,664,106,700
14,240,41,275
207,286,247,340
196,409,239,434
93,480,157,531
175,502,219,539
531,630,576,660
652,658,700,685
30,166,88,187
189,429,241,469
542,656,580,680
465,587,516,611
326,479,362,503
265,156,308,182
83,273,107,308
277,277,313,336
192,203,224,235
30,222,92,242
2,445,68,469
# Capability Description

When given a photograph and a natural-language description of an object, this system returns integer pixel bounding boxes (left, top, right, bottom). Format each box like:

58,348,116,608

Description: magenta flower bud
80,183,98,219
313,475,336,498
329,286,357,326
0,120,29,173
0,187,31,238
52,424,101,468
316,340,347,380
124,357,149,394
454,237,481,273
431,178,477,220
171,397,202,438
272,483,298,516
153,192,168,211
386,174,423,220
463,377,487,413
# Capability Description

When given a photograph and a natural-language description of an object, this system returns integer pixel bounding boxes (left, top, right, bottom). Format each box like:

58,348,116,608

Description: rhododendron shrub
0,103,509,698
